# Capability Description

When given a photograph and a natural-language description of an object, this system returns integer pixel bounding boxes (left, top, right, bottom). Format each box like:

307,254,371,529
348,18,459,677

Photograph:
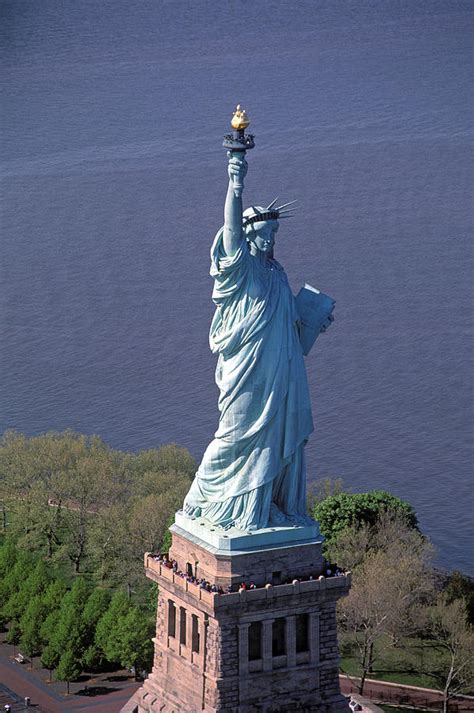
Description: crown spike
276,200,298,211
266,197,279,210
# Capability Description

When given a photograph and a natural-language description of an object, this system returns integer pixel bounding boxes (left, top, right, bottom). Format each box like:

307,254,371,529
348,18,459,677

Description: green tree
336,516,434,695
443,571,474,625
0,540,17,577
95,591,131,665
82,643,104,672
80,588,111,670
56,648,82,694
87,502,132,586
41,644,59,681
55,441,125,574
313,490,418,544
42,579,68,615
160,514,174,554
0,550,36,612
145,583,159,615
129,444,196,489
3,558,50,623
0,430,128,570
424,596,474,713
326,510,430,572
115,606,154,679
82,588,111,635
5,620,21,645
0,431,196,591
0,431,39,539
20,596,48,663
0,552,39,630
41,646,59,683
40,609,61,648
49,578,90,660
0,542,17,629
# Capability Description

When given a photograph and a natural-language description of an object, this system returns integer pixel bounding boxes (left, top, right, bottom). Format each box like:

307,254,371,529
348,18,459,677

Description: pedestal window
179,606,187,646
191,613,200,653
248,620,262,661
272,617,286,657
168,600,176,638
296,612,309,653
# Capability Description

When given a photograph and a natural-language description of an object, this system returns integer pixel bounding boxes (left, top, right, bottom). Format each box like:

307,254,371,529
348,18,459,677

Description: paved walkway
0,655,140,713
340,675,474,711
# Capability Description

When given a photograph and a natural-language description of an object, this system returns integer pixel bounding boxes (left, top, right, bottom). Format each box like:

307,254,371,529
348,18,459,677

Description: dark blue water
1,1,472,574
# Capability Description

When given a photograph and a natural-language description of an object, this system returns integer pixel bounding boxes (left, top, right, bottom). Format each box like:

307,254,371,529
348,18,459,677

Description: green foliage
313,490,418,544
424,595,474,703
5,620,21,645
0,431,195,590
0,537,158,678
95,590,131,664
20,596,48,657
41,644,59,672
82,588,111,633
40,609,61,646
115,606,154,675
56,648,82,693
130,444,196,486
334,513,434,696
24,558,51,596
0,539,17,577
81,588,111,667
49,578,91,660
160,514,175,553
42,579,68,614
443,570,474,625
145,582,159,614
0,550,36,612
82,642,104,671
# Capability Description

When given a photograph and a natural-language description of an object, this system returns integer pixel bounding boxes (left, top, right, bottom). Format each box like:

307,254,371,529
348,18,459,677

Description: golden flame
231,104,250,130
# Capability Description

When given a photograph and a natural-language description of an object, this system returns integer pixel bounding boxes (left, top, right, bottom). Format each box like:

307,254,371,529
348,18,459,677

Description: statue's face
247,220,279,254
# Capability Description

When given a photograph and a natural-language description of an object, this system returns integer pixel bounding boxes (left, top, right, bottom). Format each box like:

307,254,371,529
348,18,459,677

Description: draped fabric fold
183,228,313,530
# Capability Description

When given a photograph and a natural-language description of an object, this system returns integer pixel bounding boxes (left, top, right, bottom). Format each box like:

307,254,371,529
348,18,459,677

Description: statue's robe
185,228,313,530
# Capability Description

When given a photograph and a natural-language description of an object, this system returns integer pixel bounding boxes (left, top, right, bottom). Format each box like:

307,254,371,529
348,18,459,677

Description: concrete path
340,675,474,711
0,654,140,713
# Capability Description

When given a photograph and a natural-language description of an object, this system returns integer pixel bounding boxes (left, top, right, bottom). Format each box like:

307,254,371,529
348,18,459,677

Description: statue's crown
242,200,297,227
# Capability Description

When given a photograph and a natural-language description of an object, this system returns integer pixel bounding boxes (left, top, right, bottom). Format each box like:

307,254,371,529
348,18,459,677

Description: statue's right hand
227,152,248,185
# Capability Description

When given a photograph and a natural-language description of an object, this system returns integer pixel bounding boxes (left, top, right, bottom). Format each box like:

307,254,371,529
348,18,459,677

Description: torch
223,105,255,197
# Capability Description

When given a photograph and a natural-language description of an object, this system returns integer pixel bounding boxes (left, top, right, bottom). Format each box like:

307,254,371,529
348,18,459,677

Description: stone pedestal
124,518,350,713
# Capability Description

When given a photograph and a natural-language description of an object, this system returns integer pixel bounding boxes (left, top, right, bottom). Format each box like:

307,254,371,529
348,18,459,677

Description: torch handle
228,150,246,198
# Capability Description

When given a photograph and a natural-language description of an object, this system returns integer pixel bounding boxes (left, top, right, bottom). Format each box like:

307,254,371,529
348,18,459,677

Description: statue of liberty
183,107,334,532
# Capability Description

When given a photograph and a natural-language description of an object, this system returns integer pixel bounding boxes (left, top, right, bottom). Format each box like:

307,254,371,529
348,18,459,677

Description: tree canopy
0,430,195,589
313,490,418,543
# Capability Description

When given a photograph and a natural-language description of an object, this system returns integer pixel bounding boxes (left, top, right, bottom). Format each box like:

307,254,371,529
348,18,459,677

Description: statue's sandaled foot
183,501,202,518
268,503,289,526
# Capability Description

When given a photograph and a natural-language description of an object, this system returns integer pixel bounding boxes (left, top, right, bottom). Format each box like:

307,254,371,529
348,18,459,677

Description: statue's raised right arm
223,152,248,256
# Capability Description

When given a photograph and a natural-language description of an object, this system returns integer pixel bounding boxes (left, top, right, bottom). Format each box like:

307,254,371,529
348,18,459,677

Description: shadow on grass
77,686,120,697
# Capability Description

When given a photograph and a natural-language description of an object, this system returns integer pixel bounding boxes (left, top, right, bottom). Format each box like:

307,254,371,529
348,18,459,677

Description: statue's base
122,516,351,712
174,509,322,553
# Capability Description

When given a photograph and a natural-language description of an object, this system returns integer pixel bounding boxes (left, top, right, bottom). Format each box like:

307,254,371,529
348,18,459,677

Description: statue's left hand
320,314,335,333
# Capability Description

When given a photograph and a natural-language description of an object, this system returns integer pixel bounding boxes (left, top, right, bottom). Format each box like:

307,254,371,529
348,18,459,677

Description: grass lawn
340,634,447,690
